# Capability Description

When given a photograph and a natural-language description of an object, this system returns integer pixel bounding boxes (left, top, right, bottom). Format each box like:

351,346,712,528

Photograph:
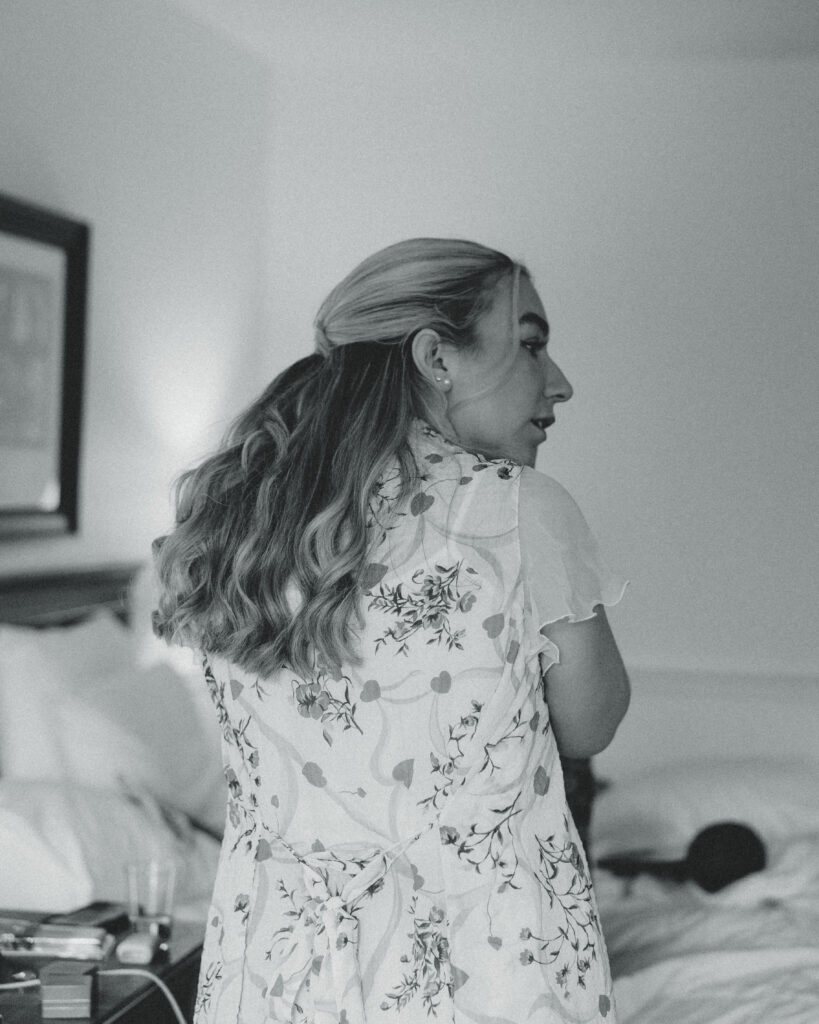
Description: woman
154,238,629,1023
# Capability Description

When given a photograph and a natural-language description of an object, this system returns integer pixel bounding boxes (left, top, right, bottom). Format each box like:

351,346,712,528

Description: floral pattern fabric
194,419,626,1024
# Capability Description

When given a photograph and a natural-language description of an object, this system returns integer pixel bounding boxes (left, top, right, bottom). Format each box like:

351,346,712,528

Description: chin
512,442,538,468
463,435,534,467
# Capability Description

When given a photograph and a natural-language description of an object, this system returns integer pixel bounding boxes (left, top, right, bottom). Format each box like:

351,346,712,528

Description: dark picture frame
0,194,89,538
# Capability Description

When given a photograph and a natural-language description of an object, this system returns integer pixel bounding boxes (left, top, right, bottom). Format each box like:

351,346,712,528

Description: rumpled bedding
0,778,220,915
613,948,819,1024
596,834,819,1024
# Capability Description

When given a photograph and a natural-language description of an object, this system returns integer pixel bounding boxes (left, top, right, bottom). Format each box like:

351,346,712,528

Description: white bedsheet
596,835,819,1023
614,948,819,1024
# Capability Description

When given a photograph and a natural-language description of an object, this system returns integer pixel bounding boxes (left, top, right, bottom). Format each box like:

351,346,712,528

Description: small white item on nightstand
116,931,159,964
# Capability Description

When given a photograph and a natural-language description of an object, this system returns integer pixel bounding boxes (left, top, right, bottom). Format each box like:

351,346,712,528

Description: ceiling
168,0,819,67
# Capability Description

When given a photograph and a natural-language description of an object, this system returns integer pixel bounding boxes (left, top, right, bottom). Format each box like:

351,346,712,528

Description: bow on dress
268,823,434,1023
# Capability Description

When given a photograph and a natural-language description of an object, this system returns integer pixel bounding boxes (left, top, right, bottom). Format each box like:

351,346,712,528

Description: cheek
451,358,539,437
505,361,542,409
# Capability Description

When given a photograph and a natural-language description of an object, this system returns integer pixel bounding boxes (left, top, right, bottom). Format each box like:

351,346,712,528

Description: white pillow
0,613,225,831
0,613,132,778
127,564,228,831
57,661,225,827
0,779,220,913
593,758,819,859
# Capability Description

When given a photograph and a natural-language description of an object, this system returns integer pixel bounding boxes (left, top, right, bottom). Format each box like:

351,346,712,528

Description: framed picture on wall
0,194,89,539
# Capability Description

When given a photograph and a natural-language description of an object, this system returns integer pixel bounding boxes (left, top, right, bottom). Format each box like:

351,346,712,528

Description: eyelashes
521,339,547,358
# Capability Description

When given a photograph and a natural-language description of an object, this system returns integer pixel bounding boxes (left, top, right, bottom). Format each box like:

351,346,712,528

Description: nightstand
0,921,204,1024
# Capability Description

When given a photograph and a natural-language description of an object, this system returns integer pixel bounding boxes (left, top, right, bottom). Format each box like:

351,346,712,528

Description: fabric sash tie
269,822,435,1023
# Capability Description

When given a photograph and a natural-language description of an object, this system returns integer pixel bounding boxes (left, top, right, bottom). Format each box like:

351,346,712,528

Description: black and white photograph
0,3,817,1023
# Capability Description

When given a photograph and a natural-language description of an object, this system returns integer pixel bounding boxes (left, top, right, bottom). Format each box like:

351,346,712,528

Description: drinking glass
125,859,176,940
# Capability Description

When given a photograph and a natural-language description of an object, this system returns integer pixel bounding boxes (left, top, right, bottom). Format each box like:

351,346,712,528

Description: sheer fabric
194,419,625,1023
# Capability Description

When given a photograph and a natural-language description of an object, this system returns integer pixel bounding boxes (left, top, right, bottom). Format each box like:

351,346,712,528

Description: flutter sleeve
518,467,628,652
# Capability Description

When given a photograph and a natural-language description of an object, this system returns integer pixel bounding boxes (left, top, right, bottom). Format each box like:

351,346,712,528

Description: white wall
177,0,819,678
595,666,819,778
0,0,272,574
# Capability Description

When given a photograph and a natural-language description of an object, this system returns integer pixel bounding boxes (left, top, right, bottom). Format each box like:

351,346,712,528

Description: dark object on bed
0,564,139,626
687,821,767,891
598,820,767,892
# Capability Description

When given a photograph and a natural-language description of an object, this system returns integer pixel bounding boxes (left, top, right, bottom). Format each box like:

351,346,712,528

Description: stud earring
434,375,452,390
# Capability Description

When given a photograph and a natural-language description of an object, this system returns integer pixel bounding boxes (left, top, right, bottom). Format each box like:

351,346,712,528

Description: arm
540,606,630,758
518,467,629,756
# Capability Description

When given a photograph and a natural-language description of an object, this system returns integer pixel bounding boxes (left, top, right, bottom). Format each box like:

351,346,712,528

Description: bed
590,668,819,1024
0,563,223,923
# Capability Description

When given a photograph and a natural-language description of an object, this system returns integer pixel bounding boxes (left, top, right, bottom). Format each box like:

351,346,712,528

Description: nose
545,355,573,404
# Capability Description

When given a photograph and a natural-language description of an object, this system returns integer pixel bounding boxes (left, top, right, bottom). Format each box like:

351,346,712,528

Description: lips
530,417,555,430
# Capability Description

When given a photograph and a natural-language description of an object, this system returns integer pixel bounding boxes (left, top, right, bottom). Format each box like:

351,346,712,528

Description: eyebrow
519,312,550,337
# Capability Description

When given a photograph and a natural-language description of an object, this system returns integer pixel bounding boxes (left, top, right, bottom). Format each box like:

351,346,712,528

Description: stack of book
0,904,129,961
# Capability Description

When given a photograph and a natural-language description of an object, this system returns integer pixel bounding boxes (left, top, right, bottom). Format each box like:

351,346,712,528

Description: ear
411,329,453,390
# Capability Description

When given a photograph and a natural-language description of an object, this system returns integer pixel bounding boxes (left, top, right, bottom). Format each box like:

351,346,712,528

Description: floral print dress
194,419,626,1024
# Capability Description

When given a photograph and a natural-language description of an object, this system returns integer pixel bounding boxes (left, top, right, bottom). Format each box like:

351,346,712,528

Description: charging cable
99,969,187,1024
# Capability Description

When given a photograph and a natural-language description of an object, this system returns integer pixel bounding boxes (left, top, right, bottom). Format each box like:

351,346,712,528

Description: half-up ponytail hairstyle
153,237,519,677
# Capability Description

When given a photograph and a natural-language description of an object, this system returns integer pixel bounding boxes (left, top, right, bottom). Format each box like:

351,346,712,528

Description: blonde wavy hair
152,238,520,677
